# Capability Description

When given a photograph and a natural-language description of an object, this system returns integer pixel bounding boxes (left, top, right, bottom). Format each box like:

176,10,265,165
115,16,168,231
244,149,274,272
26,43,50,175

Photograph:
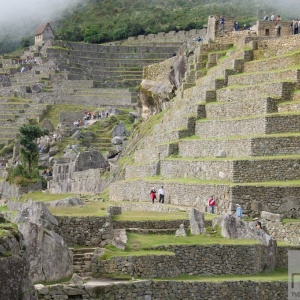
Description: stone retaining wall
231,185,300,218
93,244,275,278
54,216,113,246
112,219,190,230
264,221,300,245
109,180,231,213
35,280,287,300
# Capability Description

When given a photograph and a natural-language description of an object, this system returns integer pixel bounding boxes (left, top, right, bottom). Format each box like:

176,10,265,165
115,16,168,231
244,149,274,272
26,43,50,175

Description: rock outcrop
15,201,73,283
189,208,206,234
0,214,37,300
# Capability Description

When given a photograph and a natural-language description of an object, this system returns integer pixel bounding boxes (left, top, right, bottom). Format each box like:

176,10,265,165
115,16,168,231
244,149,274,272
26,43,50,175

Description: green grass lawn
17,191,77,203
49,201,108,217
126,232,259,251
157,268,288,282
112,211,216,222
112,210,188,221
282,218,300,224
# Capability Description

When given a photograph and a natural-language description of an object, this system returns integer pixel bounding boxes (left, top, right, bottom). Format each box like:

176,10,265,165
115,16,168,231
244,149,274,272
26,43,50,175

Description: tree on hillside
19,125,48,174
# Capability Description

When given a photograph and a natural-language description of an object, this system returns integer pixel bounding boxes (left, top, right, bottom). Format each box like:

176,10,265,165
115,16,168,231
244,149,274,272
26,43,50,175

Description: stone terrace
110,35,300,218
48,41,180,88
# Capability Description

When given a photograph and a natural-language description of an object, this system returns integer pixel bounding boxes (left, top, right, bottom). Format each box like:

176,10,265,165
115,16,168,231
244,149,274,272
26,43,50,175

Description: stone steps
195,114,300,139
70,247,97,278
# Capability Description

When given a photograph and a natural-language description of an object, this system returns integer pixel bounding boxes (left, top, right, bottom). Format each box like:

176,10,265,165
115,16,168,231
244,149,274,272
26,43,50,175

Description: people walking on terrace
235,204,242,219
150,187,157,204
158,186,165,204
208,196,216,214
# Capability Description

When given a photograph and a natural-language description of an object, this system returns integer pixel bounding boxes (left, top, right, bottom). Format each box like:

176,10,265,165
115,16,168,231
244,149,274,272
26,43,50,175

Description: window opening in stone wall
265,29,269,36
58,166,61,173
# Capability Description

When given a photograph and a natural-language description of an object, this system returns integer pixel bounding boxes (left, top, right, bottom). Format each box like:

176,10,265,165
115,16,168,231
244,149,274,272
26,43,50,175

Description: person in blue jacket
235,204,242,219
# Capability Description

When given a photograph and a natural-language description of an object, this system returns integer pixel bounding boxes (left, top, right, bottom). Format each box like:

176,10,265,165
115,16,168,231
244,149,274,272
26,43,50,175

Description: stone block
261,211,283,222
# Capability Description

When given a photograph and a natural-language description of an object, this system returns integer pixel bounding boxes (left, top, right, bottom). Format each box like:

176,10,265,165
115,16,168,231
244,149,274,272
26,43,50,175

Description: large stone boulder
189,208,206,234
0,217,37,300
46,197,84,207
137,79,175,121
111,122,129,137
169,51,186,88
261,211,283,222
16,201,73,283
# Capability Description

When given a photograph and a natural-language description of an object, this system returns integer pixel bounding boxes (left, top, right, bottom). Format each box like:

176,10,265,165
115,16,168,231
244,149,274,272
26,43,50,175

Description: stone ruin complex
1,15,300,300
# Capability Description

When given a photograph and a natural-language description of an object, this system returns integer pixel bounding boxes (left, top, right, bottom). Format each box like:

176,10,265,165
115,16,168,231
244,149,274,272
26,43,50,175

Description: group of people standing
150,186,165,204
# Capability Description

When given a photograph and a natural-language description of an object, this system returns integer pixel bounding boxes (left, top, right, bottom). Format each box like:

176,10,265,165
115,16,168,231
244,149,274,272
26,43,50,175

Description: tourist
208,196,216,214
234,22,240,31
270,14,275,21
150,187,156,204
276,15,281,22
235,204,242,219
220,16,225,32
253,218,262,229
294,19,299,35
158,186,165,204
275,23,281,37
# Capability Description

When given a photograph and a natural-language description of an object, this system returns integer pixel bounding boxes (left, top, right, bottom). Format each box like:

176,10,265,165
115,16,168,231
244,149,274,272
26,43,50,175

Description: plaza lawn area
126,232,259,251
112,210,216,222
17,191,77,203
49,201,108,217
112,210,188,221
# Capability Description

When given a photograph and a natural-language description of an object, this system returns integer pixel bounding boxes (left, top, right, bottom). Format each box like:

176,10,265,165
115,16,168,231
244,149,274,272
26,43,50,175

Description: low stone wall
264,220,300,245
112,219,190,230
93,244,275,278
276,245,300,268
0,181,42,199
125,162,160,179
35,280,287,300
54,216,113,246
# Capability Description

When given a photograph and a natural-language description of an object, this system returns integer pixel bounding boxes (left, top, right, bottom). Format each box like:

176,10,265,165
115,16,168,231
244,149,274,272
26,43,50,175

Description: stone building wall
255,21,291,37
54,216,113,246
35,280,287,300
93,244,275,278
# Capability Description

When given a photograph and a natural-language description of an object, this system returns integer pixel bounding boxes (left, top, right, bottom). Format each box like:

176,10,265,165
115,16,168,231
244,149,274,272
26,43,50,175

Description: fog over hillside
0,0,84,53
2,0,84,28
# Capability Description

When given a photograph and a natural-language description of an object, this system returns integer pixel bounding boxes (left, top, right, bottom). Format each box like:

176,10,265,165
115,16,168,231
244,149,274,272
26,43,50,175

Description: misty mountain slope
1,0,296,54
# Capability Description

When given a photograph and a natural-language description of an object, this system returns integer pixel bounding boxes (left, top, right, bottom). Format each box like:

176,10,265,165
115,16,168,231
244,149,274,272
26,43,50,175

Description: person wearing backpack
208,196,216,214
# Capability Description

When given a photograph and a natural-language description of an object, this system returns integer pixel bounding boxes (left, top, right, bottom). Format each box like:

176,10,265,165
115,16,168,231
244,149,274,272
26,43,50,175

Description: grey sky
0,0,83,37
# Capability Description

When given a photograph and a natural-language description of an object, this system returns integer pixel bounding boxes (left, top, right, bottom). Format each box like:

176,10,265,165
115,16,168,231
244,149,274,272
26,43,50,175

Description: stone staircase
109,36,300,218
71,247,96,278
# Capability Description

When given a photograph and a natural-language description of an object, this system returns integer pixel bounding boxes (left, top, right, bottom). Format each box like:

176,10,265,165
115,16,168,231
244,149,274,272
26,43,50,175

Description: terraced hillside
47,41,181,88
110,35,300,218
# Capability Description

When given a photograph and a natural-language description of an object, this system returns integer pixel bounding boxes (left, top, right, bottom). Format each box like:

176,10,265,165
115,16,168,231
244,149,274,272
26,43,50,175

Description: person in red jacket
208,196,216,214
150,187,156,204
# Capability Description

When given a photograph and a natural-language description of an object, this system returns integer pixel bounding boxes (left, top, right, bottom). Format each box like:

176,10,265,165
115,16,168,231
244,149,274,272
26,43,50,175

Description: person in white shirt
158,186,165,204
